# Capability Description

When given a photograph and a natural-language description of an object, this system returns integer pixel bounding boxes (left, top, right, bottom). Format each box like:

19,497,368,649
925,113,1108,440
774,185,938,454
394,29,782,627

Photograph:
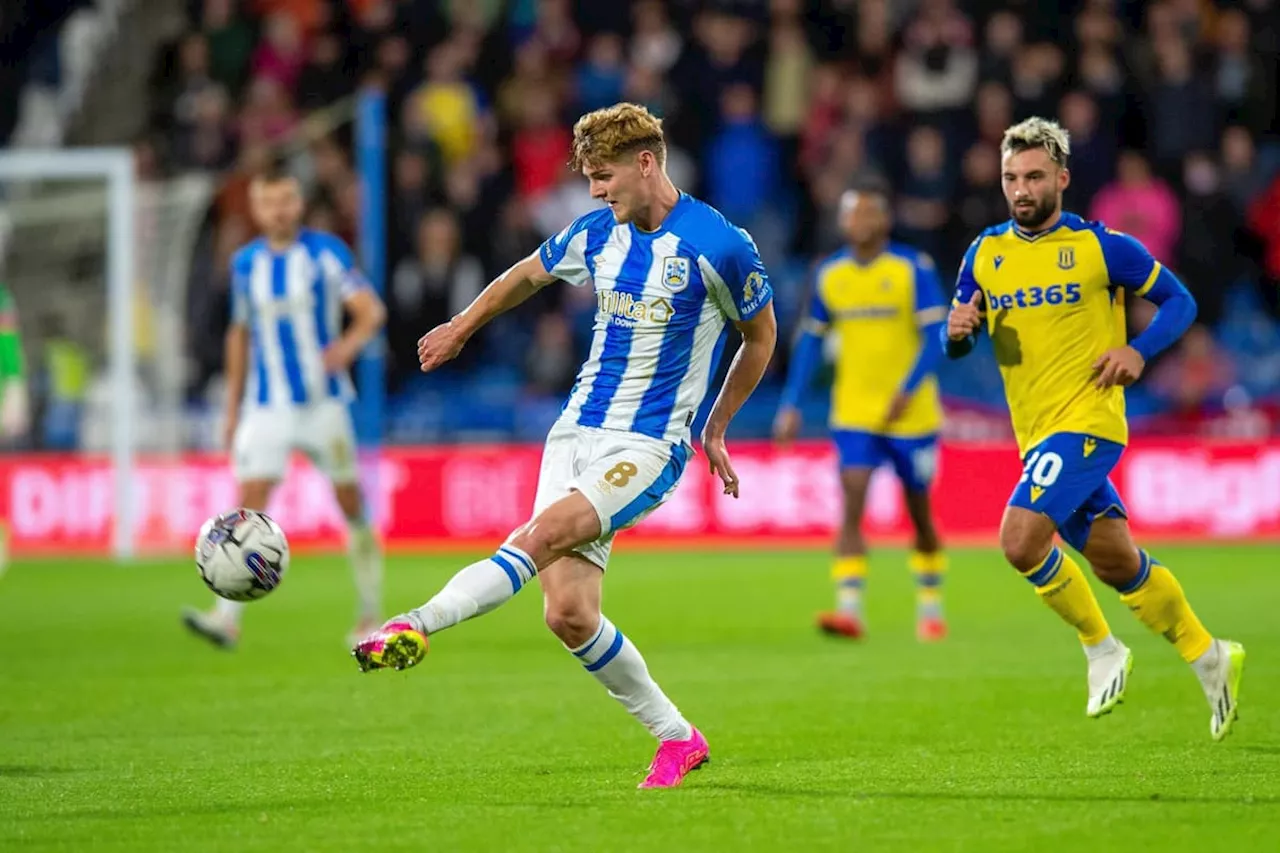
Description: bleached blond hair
569,102,667,171
1001,117,1072,167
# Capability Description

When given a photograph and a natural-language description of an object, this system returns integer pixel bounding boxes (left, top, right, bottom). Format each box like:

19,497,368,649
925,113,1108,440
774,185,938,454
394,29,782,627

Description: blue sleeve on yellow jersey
1095,227,1198,360
901,255,945,393
1130,266,1198,361
779,265,828,409
944,237,984,359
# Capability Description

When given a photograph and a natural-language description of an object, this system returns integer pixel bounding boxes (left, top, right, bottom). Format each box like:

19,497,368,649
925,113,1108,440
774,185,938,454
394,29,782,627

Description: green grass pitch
1,545,1277,852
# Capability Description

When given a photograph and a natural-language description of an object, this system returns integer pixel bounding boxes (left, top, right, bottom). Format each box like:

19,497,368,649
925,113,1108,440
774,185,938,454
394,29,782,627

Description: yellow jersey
805,242,947,437
953,212,1162,454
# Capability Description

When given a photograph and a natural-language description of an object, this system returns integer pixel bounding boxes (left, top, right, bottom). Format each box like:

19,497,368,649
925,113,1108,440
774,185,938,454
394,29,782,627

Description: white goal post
0,149,136,559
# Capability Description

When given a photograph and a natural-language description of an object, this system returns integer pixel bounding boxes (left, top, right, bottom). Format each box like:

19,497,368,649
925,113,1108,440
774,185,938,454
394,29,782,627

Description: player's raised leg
182,477,275,649
540,553,707,788
821,466,873,638
350,493,597,672
1000,506,1130,717
1080,516,1245,741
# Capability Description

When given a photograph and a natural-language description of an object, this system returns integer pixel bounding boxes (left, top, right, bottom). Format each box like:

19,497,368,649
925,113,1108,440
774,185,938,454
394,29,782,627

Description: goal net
0,150,213,558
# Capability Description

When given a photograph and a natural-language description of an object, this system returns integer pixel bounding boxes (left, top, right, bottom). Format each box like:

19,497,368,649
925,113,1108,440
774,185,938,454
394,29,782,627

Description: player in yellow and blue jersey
944,117,1244,740
775,179,948,642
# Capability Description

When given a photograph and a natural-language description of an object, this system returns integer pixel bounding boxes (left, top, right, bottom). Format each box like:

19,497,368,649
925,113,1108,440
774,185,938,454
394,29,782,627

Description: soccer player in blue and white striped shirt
353,103,778,788
184,168,387,650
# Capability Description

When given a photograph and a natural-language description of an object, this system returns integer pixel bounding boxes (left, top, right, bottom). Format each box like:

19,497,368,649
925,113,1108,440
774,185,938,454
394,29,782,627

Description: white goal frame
0,149,136,559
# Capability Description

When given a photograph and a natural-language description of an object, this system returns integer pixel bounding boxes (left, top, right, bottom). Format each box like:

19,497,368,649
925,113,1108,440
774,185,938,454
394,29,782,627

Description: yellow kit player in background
775,179,948,642
945,117,1244,739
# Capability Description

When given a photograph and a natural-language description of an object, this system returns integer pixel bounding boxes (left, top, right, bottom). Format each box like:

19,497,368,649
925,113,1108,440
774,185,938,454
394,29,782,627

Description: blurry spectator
490,197,543,278
950,142,1005,271
670,11,763,154
1009,42,1065,118
236,75,297,144
295,30,349,111
174,86,236,171
894,0,978,119
704,84,780,227
407,44,480,167
167,33,223,135
798,64,844,177
1214,9,1277,136
574,33,627,113
390,149,437,260
389,209,485,380
1221,125,1268,216
1077,44,1127,126
844,76,896,176
762,0,813,143
1246,170,1280,315
972,81,1013,148
896,125,953,260
250,12,306,93
852,0,893,78
525,313,577,396
623,63,672,119
1090,150,1181,267
631,0,682,74
1149,324,1237,414
530,0,581,64
1178,151,1240,326
1144,35,1216,172
532,165,599,239
511,88,573,200
497,39,561,128
203,0,255,95
1058,90,1115,211
979,10,1022,85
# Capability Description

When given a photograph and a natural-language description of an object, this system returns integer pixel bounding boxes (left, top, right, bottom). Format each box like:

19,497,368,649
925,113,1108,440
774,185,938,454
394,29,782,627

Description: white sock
1083,633,1122,662
214,597,245,626
406,545,536,635
568,615,693,743
1191,638,1222,682
347,517,382,622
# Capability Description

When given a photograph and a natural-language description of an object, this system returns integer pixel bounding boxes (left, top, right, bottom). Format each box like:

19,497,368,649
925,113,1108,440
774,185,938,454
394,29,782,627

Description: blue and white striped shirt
230,229,368,407
539,193,773,445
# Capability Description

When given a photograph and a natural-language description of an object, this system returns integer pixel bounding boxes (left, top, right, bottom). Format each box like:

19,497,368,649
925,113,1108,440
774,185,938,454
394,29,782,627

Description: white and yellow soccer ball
194,509,290,602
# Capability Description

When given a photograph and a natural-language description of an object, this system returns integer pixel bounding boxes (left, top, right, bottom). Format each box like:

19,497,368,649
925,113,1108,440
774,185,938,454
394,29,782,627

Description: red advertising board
1,439,1278,556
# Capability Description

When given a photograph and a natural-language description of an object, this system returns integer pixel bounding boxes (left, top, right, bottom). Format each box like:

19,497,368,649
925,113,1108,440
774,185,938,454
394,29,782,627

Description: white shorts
233,399,359,484
532,421,693,570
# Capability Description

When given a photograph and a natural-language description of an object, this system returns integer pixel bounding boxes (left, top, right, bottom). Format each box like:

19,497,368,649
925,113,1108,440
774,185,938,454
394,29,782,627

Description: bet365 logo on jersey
984,283,1082,310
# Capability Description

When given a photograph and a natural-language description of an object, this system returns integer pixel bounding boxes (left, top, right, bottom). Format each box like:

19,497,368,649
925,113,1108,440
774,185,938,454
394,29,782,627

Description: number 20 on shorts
1020,451,1063,487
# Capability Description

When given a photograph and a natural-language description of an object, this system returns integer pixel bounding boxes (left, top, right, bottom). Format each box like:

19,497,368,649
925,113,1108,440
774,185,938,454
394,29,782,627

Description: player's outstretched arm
944,239,985,359
418,252,556,373
223,323,249,450
703,304,778,498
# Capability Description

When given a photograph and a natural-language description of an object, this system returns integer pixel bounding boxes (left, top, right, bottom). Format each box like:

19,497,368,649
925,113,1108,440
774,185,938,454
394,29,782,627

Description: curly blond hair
570,103,667,171
1001,117,1072,167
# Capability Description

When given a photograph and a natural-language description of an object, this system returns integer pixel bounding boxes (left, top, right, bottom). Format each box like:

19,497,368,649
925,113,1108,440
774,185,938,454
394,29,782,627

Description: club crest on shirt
1058,247,1075,270
662,256,690,292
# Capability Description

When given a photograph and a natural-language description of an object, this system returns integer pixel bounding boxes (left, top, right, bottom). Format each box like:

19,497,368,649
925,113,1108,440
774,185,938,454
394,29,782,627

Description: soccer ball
194,508,290,602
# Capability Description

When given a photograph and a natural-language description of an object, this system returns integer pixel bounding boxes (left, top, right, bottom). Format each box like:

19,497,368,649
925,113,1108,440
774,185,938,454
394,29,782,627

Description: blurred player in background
353,103,777,788
775,179,948,642
182,168,387,649
945,118,1244,739
0,278,29,573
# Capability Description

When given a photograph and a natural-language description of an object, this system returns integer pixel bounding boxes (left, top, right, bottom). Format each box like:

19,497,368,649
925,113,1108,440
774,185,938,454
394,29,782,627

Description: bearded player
945,117,1244,739
352,103,777,787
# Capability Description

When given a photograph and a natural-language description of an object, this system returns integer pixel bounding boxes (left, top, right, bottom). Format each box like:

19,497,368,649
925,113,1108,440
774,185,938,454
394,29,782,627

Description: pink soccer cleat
638,726,710,789
351,619,428,672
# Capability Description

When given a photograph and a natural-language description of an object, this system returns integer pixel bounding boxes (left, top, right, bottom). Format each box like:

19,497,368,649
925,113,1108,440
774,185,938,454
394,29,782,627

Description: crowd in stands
132,0,1280,439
